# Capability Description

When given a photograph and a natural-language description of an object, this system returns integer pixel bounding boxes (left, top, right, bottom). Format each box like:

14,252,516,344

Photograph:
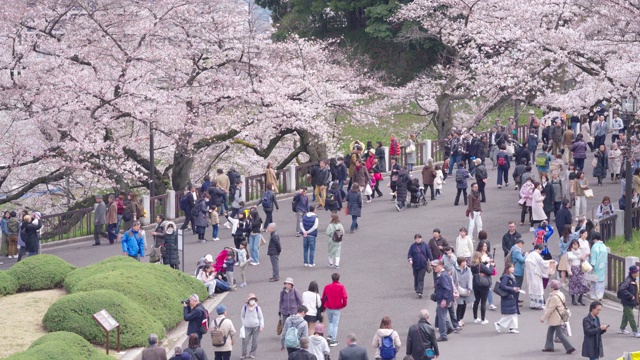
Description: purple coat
279,288,302,316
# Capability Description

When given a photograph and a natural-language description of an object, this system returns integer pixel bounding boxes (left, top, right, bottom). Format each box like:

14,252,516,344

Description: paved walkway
3,146,638,359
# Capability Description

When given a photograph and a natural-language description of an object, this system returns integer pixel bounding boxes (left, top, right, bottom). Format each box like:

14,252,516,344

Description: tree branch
0,168,69,205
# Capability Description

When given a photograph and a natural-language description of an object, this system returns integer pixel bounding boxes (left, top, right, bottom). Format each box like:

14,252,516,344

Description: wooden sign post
92,309,120,354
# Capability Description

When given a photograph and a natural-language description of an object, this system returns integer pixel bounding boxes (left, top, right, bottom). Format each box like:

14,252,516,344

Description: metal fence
41,208,94,243
149,194,168,221
599,214,617,241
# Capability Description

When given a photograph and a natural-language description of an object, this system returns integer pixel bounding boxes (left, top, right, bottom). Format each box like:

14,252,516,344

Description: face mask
248,300,256,306
166,228,174,234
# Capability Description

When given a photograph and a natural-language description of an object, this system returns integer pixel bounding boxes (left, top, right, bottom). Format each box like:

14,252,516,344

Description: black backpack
191,205,200,218
292,193,301,212
344,153,352,169
260,193,273,209
617,280,629,299
325,192,336,207
122,208,133,222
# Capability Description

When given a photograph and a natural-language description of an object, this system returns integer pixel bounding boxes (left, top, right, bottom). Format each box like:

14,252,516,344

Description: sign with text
93,309,119,332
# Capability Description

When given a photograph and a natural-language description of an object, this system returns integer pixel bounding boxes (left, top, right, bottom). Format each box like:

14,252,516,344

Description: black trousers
472,286,489,321
181,215,195,230
263,210,273,230
454,188,467,205
424,183,435,199
477,181,486,201
413,267,427,294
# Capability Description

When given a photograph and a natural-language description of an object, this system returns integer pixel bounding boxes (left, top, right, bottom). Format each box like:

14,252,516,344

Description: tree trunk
171,140,194,191
435,94,453,140
298,129,328,162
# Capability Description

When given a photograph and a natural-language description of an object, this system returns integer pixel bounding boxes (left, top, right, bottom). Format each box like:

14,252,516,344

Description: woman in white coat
531,182,547,231
525,244,556,309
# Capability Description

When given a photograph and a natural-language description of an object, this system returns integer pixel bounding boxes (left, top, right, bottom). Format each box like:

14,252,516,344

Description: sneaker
618,329,631,335
436,336,448,342
494,322,501,333
505,183,509,187
329,340,338,347
198,240,206,243
514,185,519,190
310,264,316,267
224,222,231,229
634,332,640,338
480,319,489,325
529,227,535,232
498,185,502,189
417,293,422,299
239,282,247,287
474,318,482,324
213,238,220,241
328,263,334,268
489,304,497,310
509,329,520,334
395,204,401,211
335,266,340,269
249,262,258,266
269,278,279,282
304,264,309,267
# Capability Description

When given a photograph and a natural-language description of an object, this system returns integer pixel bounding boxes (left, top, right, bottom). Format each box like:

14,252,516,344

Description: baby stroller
213,247,237,286
407,178,427,208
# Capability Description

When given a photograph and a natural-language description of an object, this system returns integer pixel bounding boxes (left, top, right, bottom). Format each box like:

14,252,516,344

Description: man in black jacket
555,199,573,240
406,309,439,360
258,184,279,232
267,223,282,282
183,294,206,344
432,260,457,341
617,266,640,337
501,222,522,258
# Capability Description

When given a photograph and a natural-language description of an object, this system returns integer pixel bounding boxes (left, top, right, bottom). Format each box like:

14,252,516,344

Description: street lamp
621,94,638,241
149,120,155,198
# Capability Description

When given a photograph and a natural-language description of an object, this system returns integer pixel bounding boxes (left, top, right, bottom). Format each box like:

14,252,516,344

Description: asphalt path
4,148,639,359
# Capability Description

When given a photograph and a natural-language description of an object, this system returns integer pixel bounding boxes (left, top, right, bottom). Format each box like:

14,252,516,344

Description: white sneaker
634,332,640,338
489,304,497,310
213,238,220,241
480,319,489,325
494,322,501,333
310,264,316,267
249,262,258,266
618,329,630,335
224,222,231,229
509,329,519,334
304,264,309,267
529,227,535,232
474,318,482,324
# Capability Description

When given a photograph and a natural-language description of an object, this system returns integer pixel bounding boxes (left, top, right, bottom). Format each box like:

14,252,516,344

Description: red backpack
533,229,545,246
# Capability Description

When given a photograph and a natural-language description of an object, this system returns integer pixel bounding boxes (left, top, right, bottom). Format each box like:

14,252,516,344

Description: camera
181,299,189,305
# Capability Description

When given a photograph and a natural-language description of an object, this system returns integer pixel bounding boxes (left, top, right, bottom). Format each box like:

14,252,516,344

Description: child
223,251,236,290
232,241,251,287
210,205,220,241
366,170,376,203
229,211,249,249
434,165,444,197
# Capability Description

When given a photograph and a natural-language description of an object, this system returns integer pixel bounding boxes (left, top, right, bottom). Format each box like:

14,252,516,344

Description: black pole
149,122,155,198
625,159,633,241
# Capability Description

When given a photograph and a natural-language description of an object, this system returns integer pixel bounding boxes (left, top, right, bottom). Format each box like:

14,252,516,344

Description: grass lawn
607,231,640,258
0,289,66,359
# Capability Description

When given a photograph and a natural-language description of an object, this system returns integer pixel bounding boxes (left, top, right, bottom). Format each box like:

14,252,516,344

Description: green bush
65,257,207,329
6,331,113,360
43,290,164,349
6,254,76,291
0,270,18,296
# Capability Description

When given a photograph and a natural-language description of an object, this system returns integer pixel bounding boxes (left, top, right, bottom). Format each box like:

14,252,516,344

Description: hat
630,265,639,274
205,254,213,262
95,194,103,199
528,109,535,114
33,211,41,219
369,149,375,154
216,304,227,315
314,323,325,334
473,158,482,165
284,277,294,285
430,259,443,267
247,294,258,302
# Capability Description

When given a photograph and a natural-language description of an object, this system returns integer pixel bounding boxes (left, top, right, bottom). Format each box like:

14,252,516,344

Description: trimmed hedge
6,254,76,291
65,256,207,329
6,331,113,360
43,289,165,349
0,270,18,296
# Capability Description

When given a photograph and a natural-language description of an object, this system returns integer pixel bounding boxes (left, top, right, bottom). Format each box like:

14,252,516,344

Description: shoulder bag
416,324,436,359
554,295,571,322
417,244,432,273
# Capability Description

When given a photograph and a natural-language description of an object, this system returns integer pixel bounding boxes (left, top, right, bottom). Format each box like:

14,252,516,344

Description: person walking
346,184,363,234
617,265,640,337
541,280,576,354
294,189,310,237
265,161,279,193
455,227,473,263
571,134,588,171
589,233,607,301
405,309,439,360
582,301,608,360
454,162,470,206
314,161,330,209
510,239,528,305
193,196,209,242
470,251,493,325
395,167,410,211
300,205,319,267
257,184,279,232
302,281,322,335
93,194,108,246
106,194,118,245
407,234,433,299
494,263,521,334
279,278,303,324
567,240,589,306
326,214,345,269
473,158,488,202
308,324,330,360
531,182,547,230
281,306,309,355
322,273,348,347
593,144,608,186
453,256,474,326
422,159,437,200
496,144,511,188
467,183,483,238
609,143,622,183
267,223,281,282
432,259,458,341
288,337,315,360
240,294,264,359
141,334,167,360
371,316,401,360
184,333,208,360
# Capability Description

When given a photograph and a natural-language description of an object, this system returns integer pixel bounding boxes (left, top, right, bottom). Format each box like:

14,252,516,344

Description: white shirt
578,239,591,262
301,291,321,316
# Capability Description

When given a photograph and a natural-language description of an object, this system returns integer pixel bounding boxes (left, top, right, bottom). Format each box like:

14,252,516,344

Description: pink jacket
519,182,534,207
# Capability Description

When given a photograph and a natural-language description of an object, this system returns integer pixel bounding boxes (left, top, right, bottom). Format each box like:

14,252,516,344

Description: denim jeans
106,223,117,243
211,224,219,239
303,235,316,265
350,216,358,231
436,304,453,338
497,166,508,185
448,155,461,175
326,309,341,341
249,233,261,263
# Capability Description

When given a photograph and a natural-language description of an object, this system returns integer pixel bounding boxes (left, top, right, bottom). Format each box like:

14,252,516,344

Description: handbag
465,209,470,217
583,188,594,198
581,261,593,273
260,235,267,247
416,324,436,359
493,281,509,297
344,205,349,215
276,317,283,335
417,244,432,273
407,143,416,154
457,285,470,297
591,157,598,168
239,325,246,339
473,273,491,288
364,184,372,196
554,295,571,322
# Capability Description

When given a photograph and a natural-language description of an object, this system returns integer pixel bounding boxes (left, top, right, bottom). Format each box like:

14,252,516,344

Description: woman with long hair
302,281,322,334
346,183,363,234
494,263,520,333
470,251,494,324
453,256,474,326
566,240,589,306
574,171,589,218
326,214,345,268
476,235,497,310
184,333,208,360
531,181,547,231
371,316,401,359
247,207,263,265
557,224,573,287
519,178,534,226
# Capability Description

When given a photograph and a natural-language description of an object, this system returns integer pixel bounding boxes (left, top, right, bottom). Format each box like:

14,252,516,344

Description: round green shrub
6,331,112,360
6,254,76,291
63,256,138,291
65,257,207,329
0,270,18,296
43,289,164,349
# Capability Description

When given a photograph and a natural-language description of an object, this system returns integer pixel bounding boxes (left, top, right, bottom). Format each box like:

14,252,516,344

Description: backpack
344,154,351,169
284,319,303,348
379,333,397,360
535,153,549,167
325,192,336,207
180,194,189,211
191,205,200,218
292,193,301,212
210,318,227,346
260,193,273,209
528,134,537,147
617,280,629,299
534,229,545,246
455,171,465,183
497,153,506,167
122,208,133,222
134,203,144,218
199,308,210,334
332,228,343,242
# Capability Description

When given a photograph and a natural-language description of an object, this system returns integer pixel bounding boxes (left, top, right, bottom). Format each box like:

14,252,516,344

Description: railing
295,162,318,190
599,214,617,241
174,190,185,218
431,139,447,164
149,194,168,221
40,208,95,243
244,168,290,201
607,253,627,292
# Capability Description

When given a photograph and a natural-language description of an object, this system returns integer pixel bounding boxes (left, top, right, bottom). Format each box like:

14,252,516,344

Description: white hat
204,254,213,262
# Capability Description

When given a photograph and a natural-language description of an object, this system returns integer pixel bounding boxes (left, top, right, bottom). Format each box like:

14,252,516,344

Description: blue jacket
121,229,145,257
0,218,7,235
295,194,309,213
555,206,572,234
301,213,318,237
183,303,206,337
336,163,348,181
510,245,526,277
434,270,454,303
408,242,433,270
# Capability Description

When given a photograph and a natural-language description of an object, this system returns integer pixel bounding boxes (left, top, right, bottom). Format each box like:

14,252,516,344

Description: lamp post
621,94,638,241
149,121,155,198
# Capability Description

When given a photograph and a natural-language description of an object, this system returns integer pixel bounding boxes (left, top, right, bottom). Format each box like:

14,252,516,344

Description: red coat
365,156,375,171
390,139,401,156
322,281,348,310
